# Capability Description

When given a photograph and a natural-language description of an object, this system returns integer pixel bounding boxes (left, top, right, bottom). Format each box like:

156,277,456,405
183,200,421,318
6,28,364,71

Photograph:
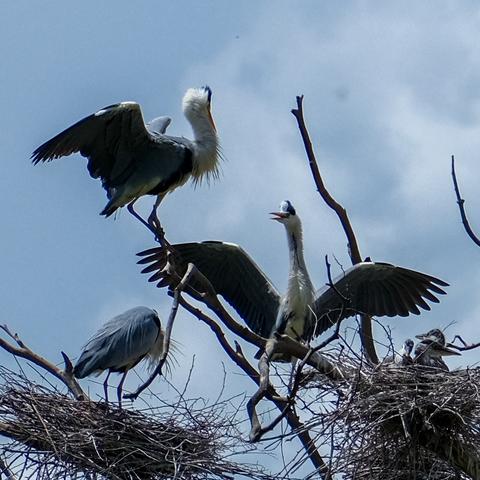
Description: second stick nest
305,357,480,479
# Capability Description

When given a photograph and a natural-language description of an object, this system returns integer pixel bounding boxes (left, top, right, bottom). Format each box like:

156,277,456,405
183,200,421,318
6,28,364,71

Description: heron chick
138,200,448,359
414,328,460,370
384,338,414,366
73,306,171,405
32,86,220,229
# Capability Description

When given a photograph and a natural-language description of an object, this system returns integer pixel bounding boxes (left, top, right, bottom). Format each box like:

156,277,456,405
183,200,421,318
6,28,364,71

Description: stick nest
0,367,267,480
305,356,480,479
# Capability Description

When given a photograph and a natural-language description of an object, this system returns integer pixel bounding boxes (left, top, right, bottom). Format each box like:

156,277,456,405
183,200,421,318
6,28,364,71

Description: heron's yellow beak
207,107,216,132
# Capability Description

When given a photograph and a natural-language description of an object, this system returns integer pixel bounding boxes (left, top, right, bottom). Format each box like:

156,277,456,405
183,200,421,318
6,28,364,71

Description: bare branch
448,335,480,352
0,325,85,400
291,95,378,364
451,154,480,247
178,296,332,479
125,263,197,400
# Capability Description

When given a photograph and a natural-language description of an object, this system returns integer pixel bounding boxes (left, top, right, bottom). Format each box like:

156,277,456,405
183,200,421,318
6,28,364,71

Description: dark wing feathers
312,262,448,337
137,242,282,338
32,103,163,190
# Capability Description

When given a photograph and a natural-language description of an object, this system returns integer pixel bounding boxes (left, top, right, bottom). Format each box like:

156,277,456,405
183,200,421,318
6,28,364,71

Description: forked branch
291,96,378,364
179,296,332,479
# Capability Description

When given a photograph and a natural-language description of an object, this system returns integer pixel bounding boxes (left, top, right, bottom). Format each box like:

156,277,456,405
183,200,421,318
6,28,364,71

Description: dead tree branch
451,154,480,247
291,95,378,364
448,334,480,352
125,263,197,400
0,325,85,400
178,296,333,480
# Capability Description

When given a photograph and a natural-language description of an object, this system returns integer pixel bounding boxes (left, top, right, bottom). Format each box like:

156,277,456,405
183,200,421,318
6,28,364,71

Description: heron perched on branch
73,306,171,405
138,200,448,353
31,86,220,229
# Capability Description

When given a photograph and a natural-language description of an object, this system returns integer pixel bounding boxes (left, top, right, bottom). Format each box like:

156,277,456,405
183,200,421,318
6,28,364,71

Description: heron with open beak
138,200,449,358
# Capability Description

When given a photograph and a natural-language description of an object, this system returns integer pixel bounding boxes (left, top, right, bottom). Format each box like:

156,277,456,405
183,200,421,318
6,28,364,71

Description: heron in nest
74,306,175,406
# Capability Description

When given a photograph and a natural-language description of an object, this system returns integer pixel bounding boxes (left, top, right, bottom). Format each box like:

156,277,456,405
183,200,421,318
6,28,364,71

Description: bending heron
32,86,220,228
138,200,448,354
384,338,414,366
73,306,168,405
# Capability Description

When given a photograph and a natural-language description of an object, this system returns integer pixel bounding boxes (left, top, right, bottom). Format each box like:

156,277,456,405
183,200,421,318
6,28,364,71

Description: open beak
270,211,288,222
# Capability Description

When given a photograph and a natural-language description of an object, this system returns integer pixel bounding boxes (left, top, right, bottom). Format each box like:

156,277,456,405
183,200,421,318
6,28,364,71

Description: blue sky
2,1,480,477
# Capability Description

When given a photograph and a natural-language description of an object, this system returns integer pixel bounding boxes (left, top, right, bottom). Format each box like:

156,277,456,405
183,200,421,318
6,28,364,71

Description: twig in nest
0,366,270,480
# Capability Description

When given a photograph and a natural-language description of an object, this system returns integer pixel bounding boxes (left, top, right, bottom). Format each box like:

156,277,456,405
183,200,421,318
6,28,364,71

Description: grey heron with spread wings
32,87,220,228
138,200,448,349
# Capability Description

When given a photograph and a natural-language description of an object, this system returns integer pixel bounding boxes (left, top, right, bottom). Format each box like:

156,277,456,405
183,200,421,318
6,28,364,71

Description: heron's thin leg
147,195,171,248
127,200,151,230
117,371,128,408
103,371,111,404
147,195,164,229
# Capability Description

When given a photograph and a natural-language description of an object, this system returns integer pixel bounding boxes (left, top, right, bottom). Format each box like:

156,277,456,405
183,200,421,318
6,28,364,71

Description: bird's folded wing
138,242,282,338
311,262,448,337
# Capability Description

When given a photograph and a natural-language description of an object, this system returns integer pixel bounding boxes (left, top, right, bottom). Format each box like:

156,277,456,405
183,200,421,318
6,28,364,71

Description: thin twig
124,263,196,400
0,456,17,480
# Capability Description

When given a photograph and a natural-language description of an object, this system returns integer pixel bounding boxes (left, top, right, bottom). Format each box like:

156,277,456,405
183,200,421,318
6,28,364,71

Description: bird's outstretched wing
138,242,282,338
74,307,161,377
311,262,448,337
31,103,189,192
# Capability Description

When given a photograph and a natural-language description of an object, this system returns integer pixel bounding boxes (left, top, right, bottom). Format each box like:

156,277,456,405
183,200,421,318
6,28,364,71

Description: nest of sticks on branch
302,352,480,479
0,367,268,480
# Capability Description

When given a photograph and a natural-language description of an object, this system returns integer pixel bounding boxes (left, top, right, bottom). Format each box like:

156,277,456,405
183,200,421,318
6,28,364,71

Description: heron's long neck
286,223,313,289
189,116,219,181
